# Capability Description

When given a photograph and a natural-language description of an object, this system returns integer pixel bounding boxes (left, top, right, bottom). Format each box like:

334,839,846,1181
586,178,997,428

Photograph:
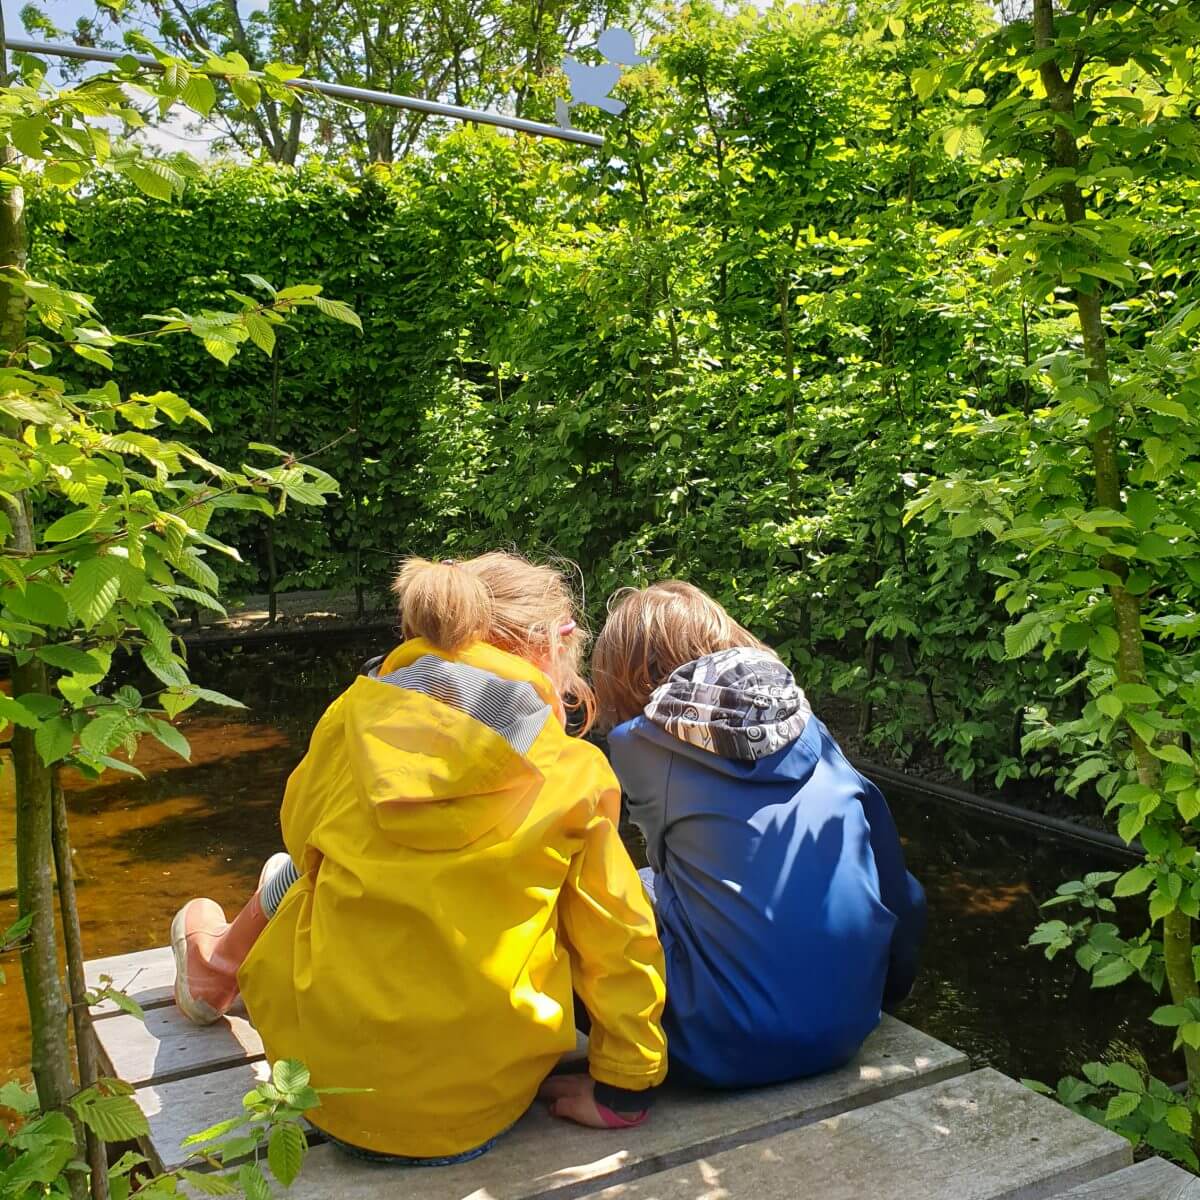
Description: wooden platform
86,945,1195,1200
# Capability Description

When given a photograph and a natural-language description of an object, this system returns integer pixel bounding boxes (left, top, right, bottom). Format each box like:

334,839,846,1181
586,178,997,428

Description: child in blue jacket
592,580,926,1089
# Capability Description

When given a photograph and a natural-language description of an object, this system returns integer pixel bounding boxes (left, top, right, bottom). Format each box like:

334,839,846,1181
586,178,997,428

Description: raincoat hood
639,647,815,784
345,639,559,851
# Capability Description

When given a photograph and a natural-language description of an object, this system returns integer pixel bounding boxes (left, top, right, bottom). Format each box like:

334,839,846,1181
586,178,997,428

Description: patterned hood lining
642,647,810,762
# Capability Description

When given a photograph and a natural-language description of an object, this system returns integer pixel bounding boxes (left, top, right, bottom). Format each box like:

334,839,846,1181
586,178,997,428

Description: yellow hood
345,640,557,850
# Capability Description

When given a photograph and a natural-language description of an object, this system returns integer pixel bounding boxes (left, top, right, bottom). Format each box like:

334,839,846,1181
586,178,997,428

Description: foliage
894,0,1200,1165
0,1058,323,1198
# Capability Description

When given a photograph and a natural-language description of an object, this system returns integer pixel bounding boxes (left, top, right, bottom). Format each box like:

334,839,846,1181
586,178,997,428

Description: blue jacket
608,713,925,1088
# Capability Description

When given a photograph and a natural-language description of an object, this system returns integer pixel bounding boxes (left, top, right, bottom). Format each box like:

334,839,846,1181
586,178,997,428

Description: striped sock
260,859,301,918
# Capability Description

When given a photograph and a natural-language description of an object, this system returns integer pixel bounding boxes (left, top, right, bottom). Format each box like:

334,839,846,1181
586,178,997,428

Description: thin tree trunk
52,775,109,1200
266,349,282,625
0,13,78,1122
1033,0,1198,1093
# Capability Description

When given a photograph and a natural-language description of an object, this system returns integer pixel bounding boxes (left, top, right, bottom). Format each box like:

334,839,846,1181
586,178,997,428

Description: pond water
0,633,1175,1086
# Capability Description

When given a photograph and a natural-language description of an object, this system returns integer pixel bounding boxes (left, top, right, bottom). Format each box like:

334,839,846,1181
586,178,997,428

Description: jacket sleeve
608,721,671,874
859,777,926,1009
559,783,668,1094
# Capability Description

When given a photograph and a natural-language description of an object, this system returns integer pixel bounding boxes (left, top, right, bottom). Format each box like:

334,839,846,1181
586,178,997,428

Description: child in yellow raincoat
170,553,667,1162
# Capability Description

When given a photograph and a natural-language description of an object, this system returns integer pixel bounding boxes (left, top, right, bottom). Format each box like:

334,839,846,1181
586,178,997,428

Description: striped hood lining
370,654,552,757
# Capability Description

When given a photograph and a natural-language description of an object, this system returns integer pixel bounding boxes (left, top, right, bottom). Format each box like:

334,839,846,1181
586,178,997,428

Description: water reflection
0,634,1176,1087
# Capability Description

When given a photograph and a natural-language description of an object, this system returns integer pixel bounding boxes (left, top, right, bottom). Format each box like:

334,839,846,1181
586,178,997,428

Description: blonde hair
593,581,770,726
392,551,595,733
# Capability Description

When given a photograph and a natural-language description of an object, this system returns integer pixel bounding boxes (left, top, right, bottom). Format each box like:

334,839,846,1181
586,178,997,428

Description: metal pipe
855,758,1143,861
3,38,606,148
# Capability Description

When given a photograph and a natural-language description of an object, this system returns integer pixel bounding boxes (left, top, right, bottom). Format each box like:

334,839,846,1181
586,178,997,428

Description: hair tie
559,619,577,637
441,558,456,567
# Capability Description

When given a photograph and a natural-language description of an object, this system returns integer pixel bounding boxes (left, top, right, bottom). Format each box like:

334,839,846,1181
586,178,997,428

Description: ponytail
392,558,493,653
391,550,595,733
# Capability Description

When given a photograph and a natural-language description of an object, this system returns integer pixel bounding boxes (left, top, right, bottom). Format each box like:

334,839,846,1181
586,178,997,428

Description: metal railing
2,37,606,147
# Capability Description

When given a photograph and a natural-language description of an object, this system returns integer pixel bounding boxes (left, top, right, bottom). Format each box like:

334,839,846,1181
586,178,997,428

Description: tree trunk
52,776,109,1200
1032,0,1199,1094
0,19,78,1120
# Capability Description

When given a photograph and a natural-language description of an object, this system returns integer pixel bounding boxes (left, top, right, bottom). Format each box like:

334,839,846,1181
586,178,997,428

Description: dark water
0,633,1175,1086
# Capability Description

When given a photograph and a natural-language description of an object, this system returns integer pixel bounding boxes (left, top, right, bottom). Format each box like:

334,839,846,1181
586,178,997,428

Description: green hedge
29,4,1097,788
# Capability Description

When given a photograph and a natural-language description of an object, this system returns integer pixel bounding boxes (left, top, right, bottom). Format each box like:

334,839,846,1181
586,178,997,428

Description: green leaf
1113,866,1154,897
1182,1022,1200,1050
163,584,227,615
1022,167,1075,202
1125,492,1157,532
149,717,191,761
73,342,115,369
43,508,103,542
123,159,178,201
11,115,48,158
80,712,129,757
229,76,262,108
312,296,362,332
238,1162,271,1200
141,645,190,688
273,1059,310,1095
186,686,247,709
1150,1005,1193,1027
1178,789,1200,822
267,1122,306,1187
179,1169,239,1195
243,275,277,297
181,1116,244,1148
1167,1105,1193,1135
1004,615,1043,659
1113,683,1158,705
1104,1062,1144,1093
0,693,39,729
1117,806,1145,845
6,581,72,629
1092,958,1136,988
911,67,938,101
38,644,104,675
244,312,277,356
72,1091,149,1141
1153,744,1193,767
35,715,74,765
1140,395,1190,421
182,73,217,116
1104,1092,1140,1122
67,557,122,628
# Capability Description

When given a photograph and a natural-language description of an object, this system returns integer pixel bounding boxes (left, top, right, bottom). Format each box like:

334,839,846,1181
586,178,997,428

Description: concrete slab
577,1069,1130,1200
1047,1158,1200,1198
93,999,262,1086
86,946,176,1017
139,1016,965,1185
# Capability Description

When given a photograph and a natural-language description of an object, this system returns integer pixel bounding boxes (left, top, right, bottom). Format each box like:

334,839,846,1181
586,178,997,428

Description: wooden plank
135,1062,275,1172
575,1069,1130,1200
1047,1159,1200,1199
94,1000,262,1087
237,1016,967,1200
86,946,176,1018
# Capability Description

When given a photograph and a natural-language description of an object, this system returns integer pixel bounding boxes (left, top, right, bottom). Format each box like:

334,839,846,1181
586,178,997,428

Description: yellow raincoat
238,638,667,1158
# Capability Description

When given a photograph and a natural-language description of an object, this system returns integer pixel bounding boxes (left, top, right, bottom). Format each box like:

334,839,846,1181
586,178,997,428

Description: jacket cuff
594,1081,658,1112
